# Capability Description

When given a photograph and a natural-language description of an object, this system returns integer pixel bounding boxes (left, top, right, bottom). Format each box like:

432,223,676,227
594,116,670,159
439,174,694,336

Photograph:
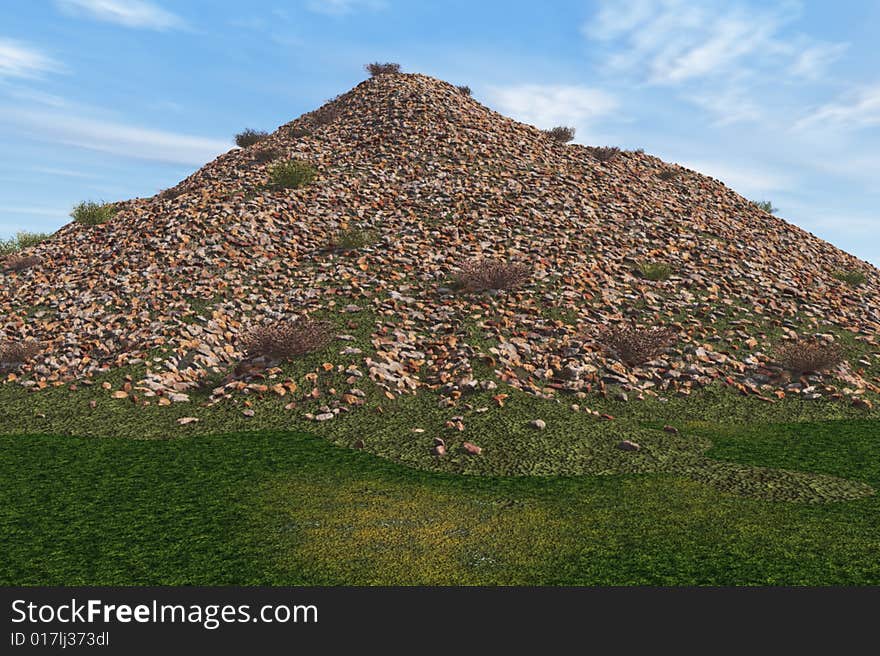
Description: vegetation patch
544,126,576,143
833,269,867,287
268,160,318,189
234,129,269,148
71,201,117,226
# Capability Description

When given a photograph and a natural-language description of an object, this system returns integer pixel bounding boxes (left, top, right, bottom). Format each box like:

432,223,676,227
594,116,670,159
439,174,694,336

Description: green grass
71,201,117,226
268,160,317,189
636,260,672,281
0,231,52,256
833,269,867,287
2,419,879,585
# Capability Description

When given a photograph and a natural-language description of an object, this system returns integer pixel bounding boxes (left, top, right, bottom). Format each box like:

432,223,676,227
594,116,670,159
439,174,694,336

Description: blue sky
2,0,879,264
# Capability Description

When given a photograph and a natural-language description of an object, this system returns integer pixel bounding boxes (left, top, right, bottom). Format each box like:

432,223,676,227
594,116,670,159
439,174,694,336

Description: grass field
2,417,879,585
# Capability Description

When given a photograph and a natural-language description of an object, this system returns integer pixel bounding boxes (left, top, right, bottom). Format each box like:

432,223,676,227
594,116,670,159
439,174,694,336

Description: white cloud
0,39,61,80
0,105,231,166
55,0,185,30
486,84,618,135
583,1,845,87
685,86,762,126
305,0,388,16
795,84,880,131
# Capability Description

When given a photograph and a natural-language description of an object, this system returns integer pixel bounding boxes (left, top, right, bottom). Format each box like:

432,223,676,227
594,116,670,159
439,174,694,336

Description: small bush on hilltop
833,269,867,287
365,62,401,77
0,340,40,368
457,85,472,96
596,324,677,367
544,126,576,143
636,260,673,281
0,231,51,256
773,339,844,375
588,146,621,163
752,200,777,214
331,226,378,252
268,160,317,189
71,201,117,226
452,259,531,292
234,129,269,148
240,317,333,361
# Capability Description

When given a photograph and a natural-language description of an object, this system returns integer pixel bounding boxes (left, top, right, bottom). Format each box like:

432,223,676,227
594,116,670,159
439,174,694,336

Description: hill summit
1,72,878,410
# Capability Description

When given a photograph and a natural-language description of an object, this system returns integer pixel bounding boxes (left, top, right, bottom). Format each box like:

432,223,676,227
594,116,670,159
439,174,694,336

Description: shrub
234,129,269,148
457,85,472,96
0,231,51,256
240,317,333,361
288,125,311,138
331,226,378,252
268,160,317,189
365,62,401,77
833,269,867,287
0,339,40,367
252,146,282,164
71,201,117,226
752,200,777,214
636,261,672,281
1,255,41,272
657,169,679,181
773,339,844,374
452,259,531,292
596,324,677,367
588,146,621,163
544,126,576,143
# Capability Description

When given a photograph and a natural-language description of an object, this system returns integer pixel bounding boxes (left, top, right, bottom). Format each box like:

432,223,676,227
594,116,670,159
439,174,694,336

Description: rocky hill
2,73,879,410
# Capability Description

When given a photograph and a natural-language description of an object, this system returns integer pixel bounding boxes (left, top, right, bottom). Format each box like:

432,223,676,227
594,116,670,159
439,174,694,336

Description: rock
353,439,365,449
852,397,873,410
617,440,641,451
433,437,446,447
315,412,335,421
663,425,679,434
530,419,546,430
462,441,482,455
432,444,446,456
243,409,255,417
177,417,199,425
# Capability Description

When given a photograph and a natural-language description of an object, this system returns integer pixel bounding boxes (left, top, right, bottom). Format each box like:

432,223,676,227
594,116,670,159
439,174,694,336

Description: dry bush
452,259,531,292
596,324,677,366
457,85,472,96
0,340,40,367
234,129,268,148
240,317,333,361
252,146,282,164
588,146,621,163
773,339,844,374
544,126,576,143
636,260,672,281
833,269,867,287
657,169,679,181
365,62,401,77
331,226,378,252
2,255,41,272
288,125,311,138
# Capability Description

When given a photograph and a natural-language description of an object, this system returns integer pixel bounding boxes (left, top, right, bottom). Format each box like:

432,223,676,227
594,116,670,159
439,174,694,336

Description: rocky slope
2,73,879,409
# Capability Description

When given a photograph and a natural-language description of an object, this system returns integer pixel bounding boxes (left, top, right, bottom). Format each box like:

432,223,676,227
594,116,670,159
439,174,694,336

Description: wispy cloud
55,0,186,30
486,84,618,137
676,159,796,196
795,84,880,131
0,39,62,80
584,0,825,86
305,0,388,16
1,105,231,165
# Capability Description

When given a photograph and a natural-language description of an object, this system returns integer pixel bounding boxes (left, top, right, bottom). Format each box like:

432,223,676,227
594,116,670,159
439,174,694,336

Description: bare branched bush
331,226,378,252
452,259,531,292
588,146,621,163
252,146,282,164
240,317,333,361
0,340,40,367
773,339,844,374
596,324,677,366
365,62,401,77
234,129,269,148
457,85,472,96
544,126,576,143
1,255,41,272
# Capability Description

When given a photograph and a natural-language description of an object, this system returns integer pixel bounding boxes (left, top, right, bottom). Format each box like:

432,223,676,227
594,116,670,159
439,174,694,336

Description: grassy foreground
2,419,880,585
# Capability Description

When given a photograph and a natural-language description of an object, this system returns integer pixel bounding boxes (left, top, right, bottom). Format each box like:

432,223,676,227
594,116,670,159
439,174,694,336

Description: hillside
1,72,879,411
